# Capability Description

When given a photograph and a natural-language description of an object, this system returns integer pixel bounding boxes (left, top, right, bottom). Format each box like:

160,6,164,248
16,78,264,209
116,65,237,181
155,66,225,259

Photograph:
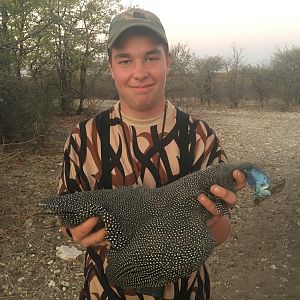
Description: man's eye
119,60,131,65
146,57,159,62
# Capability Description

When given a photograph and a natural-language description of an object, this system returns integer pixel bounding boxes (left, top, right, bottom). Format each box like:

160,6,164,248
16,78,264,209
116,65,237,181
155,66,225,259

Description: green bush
0,77,54,143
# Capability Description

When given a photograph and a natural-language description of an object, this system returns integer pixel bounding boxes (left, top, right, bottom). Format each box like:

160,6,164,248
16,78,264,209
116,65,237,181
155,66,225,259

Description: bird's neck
163,170,209,204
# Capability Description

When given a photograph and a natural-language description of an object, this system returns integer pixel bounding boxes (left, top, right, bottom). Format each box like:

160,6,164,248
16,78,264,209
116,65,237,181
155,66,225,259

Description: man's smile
129,83,155,88
129,83,155,93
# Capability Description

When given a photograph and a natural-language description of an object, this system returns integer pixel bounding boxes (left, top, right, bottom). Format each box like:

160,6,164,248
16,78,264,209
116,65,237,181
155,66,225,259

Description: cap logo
123,10,150,21
133,11,147,19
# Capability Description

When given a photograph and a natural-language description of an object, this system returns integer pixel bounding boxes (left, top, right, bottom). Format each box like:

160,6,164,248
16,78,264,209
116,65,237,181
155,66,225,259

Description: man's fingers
233,170,246,191
80,228,108,248
210,185,237,208
70,217,99,241
198,194,220,216
59,217,108,247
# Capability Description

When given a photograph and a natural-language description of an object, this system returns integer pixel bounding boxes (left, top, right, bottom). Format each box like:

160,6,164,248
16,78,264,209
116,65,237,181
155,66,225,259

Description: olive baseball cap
107,8,168,49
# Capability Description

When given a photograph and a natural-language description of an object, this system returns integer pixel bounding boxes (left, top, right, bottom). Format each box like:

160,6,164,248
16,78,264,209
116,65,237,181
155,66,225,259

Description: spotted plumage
40,162,271,297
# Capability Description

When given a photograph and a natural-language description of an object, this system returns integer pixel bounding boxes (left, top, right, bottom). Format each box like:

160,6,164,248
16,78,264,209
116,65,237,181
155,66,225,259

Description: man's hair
108,27,169,64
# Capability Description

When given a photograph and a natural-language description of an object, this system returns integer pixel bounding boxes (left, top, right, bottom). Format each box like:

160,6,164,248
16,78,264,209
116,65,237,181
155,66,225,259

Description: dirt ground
1,102,299,300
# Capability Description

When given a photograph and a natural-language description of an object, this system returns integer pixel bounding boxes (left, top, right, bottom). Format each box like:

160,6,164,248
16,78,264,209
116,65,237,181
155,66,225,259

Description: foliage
34,0,122,114
165,43,300,111
223,44,246,108
246,64,273,107
0,76,55,142
270,46,300,108
0,0,122,142
166,42,196,107
0,0,49,77
194,55,224,105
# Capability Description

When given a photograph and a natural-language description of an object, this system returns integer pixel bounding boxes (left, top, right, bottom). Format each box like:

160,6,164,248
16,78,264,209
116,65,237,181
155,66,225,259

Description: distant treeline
1,0,300,143
167,42,300,110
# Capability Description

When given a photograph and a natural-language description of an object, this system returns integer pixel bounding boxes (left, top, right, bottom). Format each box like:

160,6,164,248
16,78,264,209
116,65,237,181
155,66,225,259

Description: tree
247,63,272,107
29,0,121,114
0,1,11,75
0,0,50,78
224,43,246,108
74,0,120,114
270,46,300,108
0,0,122,142
166,42,195,108
0,0,54,141
194,55,224,106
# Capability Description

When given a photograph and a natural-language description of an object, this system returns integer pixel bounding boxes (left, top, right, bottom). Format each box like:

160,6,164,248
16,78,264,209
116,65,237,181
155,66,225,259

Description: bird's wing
39,192,130,249
106,213,215,290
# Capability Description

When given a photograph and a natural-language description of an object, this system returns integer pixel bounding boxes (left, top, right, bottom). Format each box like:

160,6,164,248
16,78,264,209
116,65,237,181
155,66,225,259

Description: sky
121,0,300,64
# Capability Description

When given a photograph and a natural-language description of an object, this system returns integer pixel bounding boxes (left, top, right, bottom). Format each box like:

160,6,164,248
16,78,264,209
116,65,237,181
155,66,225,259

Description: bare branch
1,135,45,148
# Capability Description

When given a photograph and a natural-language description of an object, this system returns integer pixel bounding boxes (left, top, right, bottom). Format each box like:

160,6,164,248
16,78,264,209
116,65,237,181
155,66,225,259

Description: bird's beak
256,185,271,198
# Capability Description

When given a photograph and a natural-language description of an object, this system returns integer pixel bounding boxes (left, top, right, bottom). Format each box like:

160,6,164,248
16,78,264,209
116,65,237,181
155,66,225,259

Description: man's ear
108,60,115,80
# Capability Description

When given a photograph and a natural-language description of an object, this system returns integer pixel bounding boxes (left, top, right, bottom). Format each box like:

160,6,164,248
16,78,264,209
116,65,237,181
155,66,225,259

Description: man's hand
60,217,108,247
198,170,247,245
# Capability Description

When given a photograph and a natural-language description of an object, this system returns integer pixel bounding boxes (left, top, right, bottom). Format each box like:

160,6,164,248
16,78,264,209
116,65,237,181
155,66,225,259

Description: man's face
109,35,171,117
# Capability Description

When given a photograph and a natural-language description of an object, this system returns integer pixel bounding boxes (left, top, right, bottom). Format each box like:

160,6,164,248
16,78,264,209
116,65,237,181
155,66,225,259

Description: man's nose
132,61,148,80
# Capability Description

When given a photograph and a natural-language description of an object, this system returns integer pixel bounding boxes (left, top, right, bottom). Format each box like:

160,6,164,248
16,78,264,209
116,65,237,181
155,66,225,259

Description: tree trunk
77,65,87,115
59,69,72,114
1,6,11,75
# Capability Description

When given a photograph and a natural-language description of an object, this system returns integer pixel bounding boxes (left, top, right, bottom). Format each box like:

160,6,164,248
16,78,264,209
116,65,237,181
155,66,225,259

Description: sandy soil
1,102,299,300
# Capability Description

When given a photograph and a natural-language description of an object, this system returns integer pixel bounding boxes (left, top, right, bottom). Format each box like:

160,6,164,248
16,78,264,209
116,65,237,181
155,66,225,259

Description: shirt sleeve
191,119,227,172
57,125,85,195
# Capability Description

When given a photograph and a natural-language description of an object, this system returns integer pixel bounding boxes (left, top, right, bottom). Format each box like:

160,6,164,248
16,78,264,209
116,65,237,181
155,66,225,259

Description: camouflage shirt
58,101,226,300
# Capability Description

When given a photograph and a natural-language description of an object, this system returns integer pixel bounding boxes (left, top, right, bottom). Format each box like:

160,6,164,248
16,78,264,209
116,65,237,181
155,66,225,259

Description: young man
58,8,246,300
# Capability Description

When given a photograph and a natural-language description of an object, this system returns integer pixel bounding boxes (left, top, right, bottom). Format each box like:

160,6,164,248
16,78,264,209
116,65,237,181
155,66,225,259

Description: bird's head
242,165,271,198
